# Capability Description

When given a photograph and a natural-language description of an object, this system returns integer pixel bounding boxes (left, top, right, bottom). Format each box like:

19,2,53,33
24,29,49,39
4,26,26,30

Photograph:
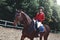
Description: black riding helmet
39,6,44,11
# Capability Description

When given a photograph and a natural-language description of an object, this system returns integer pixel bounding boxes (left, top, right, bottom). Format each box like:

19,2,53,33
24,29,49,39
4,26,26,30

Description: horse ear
16,9,18,11
16,9,21,13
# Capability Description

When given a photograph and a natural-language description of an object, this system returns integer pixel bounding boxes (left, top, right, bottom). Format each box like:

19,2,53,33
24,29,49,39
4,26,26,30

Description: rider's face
39,9,43,12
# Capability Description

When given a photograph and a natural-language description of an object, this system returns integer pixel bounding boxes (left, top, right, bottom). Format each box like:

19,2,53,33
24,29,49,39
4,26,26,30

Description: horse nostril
13,22,16,26
13,21,17,26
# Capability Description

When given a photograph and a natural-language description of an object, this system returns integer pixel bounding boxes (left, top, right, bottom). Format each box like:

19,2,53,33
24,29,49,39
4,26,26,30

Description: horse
13,10,50,40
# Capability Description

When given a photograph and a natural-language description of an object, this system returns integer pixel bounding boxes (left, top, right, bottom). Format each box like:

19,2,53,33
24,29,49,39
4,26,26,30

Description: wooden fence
0,20,60,33
0,20,23,29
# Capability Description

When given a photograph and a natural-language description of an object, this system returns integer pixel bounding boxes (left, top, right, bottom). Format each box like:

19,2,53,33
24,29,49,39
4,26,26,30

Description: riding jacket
34,12,45,22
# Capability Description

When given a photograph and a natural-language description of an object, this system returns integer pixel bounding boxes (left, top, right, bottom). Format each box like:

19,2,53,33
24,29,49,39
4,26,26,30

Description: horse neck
22,13,32,28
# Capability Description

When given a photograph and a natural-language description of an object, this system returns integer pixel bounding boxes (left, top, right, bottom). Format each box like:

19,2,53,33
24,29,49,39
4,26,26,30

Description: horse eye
18,12,20,13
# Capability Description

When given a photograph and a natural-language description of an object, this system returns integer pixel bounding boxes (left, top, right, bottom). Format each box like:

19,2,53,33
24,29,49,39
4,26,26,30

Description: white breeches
33,19,43,28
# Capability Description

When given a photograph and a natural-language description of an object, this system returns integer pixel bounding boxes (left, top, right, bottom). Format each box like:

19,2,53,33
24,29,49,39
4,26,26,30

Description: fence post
5,21,7,26
0,20,23,29
15,24,18,27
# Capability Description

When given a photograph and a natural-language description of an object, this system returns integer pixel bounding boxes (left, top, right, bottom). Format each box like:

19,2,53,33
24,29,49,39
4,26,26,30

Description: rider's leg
37,21,41,28
33,19,37,30
37,22,45,32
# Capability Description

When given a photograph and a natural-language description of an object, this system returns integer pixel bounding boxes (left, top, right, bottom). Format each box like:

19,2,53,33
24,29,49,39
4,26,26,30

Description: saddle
34,20,44,32
27,20,44,35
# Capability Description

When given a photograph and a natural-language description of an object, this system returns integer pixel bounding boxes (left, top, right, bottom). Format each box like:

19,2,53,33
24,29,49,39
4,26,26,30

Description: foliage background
0,0,60,31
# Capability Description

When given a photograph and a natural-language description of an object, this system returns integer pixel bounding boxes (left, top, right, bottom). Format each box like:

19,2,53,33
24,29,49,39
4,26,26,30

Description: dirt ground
0,26,60,40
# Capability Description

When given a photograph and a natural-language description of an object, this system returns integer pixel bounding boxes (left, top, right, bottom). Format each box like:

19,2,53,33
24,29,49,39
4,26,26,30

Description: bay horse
13,10,50,40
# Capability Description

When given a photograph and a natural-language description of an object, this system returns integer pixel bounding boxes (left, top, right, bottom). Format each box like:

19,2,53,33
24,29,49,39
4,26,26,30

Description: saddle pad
39,26,44,32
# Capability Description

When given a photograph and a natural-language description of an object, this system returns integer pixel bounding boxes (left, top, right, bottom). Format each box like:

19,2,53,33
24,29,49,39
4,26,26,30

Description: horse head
13,9,32,27
13,10,25,26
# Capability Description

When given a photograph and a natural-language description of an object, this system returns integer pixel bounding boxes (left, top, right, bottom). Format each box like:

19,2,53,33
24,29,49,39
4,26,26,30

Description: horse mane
21,12,32,25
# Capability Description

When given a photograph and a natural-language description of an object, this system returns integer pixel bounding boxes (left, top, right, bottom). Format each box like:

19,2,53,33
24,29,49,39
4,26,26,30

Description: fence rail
0,20,23,29
0,20,60,33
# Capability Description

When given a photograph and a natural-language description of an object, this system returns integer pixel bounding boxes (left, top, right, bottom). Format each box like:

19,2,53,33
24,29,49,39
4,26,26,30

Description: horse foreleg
21,35,25,40
30,38,33,40
40,35,43,40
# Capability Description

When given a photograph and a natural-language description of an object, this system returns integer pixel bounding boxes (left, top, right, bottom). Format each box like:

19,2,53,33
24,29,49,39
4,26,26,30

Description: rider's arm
34,12,39,20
